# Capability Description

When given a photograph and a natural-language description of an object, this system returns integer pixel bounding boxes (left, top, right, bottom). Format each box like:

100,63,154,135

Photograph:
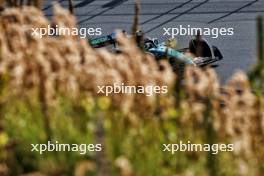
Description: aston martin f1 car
89,31,223,67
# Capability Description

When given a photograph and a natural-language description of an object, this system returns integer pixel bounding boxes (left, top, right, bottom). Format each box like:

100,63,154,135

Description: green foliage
0,92,245,176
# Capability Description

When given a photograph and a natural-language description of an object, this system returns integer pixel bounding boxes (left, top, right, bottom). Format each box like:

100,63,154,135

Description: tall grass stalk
249,16,264,92
257,16,263,67
68,0,74,14
131,0,140,36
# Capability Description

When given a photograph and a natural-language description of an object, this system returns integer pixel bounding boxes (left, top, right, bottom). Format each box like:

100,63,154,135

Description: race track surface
43,0,264,82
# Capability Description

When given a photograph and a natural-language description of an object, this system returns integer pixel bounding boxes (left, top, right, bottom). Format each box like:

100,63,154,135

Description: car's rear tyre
189,38,212,58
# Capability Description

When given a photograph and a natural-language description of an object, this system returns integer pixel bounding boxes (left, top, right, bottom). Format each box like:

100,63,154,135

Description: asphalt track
43,0,264,82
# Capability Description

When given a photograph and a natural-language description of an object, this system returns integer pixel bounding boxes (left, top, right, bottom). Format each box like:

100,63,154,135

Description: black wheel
189,38,212,57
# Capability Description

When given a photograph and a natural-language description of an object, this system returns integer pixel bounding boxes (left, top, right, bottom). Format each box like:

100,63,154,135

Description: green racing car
89,31,223,67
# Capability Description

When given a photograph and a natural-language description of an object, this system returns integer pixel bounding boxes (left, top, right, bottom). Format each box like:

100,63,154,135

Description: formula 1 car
89,31,223,67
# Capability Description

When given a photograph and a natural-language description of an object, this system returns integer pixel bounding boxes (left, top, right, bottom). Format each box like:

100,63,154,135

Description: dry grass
0,5,175,112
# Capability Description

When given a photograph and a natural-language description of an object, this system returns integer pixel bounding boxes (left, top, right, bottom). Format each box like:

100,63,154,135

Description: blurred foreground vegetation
0,5,263,176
